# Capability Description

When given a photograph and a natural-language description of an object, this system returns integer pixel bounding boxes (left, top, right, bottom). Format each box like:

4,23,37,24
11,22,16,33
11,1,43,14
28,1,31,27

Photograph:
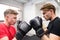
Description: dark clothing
47,17,60,36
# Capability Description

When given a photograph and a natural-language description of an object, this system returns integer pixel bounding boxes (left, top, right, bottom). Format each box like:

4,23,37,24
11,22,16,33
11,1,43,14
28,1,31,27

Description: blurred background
0,0,60,40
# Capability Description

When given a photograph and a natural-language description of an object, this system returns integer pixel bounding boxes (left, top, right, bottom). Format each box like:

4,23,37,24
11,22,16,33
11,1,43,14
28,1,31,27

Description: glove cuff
16,32,24,40
36,28,44,38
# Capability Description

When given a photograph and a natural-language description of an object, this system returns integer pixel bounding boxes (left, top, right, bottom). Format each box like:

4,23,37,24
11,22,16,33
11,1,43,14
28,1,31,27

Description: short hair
40,3,56,13
4,9,18,16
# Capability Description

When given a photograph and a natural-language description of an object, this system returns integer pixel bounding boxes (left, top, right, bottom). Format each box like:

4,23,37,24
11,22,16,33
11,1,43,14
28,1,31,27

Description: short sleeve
51,19,60,36
0,26,7,38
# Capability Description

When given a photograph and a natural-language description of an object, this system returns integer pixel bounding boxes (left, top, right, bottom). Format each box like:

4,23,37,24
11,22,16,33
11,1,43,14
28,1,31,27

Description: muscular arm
41,33,60,40
41,27,60,40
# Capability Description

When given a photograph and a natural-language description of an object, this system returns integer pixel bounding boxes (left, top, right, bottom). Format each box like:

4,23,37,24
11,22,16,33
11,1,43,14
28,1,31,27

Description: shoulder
0,23,8,38
50,17,60,36
0,23,6,29
54,17,60,24
0,23,4,26
53,17,60,27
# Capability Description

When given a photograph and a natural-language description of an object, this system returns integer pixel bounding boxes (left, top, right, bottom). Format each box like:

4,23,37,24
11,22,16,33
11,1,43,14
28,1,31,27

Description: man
30,3,60,40
0,9,32,40
0,9,18,40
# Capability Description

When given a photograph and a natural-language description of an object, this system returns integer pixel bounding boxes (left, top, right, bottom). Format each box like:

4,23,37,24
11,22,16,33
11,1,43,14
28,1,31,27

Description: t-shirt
0,23,16,40
47,17,60,36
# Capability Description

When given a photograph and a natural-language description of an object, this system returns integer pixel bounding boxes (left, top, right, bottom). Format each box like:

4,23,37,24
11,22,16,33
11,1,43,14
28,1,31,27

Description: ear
5,15,9,19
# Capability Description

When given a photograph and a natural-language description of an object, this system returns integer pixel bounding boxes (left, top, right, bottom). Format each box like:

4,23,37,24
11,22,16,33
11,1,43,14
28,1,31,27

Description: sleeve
10,26,16,38
51,20,60,36
0,25,8,38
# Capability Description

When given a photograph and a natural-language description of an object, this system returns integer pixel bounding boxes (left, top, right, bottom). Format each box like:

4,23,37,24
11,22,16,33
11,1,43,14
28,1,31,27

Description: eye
43,13,45,15
14,17,17,19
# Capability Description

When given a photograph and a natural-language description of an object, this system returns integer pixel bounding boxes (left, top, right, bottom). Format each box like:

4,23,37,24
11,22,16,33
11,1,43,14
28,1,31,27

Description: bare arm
12,37,17,40
0,36,17,40
0,36,9,40
41,26,60,40
41,33,60,40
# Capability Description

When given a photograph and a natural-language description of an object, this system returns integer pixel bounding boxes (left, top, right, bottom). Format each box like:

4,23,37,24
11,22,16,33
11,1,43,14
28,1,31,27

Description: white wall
23,3,36,23
23,2,36,36
0,0,24,8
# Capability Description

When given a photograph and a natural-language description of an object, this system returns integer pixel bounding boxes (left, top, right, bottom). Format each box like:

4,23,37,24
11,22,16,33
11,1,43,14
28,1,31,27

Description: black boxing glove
30,16,44,37
16,21,32,40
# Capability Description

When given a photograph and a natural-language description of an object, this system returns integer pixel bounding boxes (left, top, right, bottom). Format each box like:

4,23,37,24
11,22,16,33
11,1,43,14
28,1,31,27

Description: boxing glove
16,21,32,40
30,16,44,37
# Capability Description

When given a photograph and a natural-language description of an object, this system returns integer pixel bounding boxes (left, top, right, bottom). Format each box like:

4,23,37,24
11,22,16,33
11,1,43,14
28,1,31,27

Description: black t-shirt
47,17,60,36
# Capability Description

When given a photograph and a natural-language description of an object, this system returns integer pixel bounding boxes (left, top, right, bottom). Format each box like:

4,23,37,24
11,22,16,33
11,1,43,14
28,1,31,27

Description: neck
50,14,56,21
4,20,10,27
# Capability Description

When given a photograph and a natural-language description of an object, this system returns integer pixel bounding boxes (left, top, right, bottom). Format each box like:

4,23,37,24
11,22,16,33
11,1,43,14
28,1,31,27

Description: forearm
41,34,50,40
39,29,50,40
0,36,9,40
12,37,17,40
41,33,60,40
